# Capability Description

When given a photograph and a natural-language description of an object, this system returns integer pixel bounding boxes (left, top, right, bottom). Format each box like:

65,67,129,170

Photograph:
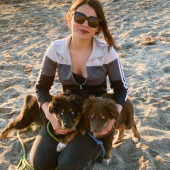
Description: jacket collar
55,34,105,61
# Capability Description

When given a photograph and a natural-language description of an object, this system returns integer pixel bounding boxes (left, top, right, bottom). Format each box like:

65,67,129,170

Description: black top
72,72,86,85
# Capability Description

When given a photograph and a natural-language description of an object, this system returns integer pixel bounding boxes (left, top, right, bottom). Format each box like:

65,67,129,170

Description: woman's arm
106,47,128,107
116,103,123,113
93,47,126,136
35,56,57,106
36,43,71,134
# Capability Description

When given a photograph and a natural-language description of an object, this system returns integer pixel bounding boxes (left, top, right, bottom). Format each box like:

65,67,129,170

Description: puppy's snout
63,122,69,128
91,126,99,133
93,129,98,133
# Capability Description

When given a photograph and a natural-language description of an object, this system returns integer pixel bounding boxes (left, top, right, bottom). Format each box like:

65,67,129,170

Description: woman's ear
95,25,101,35
96,26,100,33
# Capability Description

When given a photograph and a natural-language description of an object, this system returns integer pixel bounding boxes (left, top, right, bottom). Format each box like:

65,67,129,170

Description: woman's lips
79,29,89,34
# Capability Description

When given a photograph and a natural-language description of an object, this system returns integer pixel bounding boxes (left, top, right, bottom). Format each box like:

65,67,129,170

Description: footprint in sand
163,66,170,74
4,140,23,163
0,87,21,103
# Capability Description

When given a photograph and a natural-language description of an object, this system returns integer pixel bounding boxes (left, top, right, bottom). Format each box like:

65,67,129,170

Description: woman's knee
58,133,101,170
30,124,59,170
30,150,58,170
31,157,46,170
58,158,81,170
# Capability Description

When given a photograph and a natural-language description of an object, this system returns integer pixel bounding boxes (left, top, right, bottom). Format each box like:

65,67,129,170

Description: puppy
82,94,140,165
0,93,83,152
49,94,83,152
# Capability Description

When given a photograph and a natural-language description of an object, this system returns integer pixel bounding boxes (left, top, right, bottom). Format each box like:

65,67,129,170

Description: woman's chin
74,32,92,40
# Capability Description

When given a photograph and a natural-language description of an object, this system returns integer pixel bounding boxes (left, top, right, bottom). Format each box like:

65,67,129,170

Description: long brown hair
67,0,118,50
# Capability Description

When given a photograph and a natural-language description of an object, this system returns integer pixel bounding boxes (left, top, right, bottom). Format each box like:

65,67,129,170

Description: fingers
93,129,108,136
57,129,67,135
56,128,72,135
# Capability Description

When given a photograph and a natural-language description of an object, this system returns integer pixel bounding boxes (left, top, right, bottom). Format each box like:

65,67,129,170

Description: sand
0,0,170,169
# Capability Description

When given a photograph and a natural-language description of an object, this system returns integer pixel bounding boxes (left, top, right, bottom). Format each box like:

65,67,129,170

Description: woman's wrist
116,103,123,113
41,102,52,120
46,112,52,121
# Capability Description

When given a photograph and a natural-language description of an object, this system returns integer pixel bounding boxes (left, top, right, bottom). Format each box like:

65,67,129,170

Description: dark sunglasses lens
88,17,100,28
74,13,86,24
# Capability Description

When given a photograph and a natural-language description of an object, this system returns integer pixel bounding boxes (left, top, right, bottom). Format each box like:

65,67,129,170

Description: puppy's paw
113,137,122,144
0,134,8,142
102,158,112,166
80,130,86,135
132,137,139,144
56,142,67,152
0,134,8,141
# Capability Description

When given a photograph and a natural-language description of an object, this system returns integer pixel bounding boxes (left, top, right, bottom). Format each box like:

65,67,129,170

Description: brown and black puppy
0,93,83,152
82,94,140,166
48,94,83,152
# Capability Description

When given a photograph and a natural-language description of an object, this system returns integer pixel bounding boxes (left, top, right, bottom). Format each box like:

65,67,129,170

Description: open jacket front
35,35,128,106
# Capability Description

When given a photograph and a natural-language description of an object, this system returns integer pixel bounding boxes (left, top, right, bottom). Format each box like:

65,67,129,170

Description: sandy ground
0,0,170,169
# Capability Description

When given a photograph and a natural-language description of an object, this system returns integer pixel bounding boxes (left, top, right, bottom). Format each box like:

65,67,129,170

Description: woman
30,0,128,169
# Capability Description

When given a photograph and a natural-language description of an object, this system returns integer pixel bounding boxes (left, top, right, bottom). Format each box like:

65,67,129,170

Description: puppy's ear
48,103,53,114
103,99,119,120
62,90,74,96
48,94,63,114
82,96,95,115
72,96,84,110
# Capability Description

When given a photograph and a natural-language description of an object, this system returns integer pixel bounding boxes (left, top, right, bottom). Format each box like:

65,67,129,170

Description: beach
0,0,170,169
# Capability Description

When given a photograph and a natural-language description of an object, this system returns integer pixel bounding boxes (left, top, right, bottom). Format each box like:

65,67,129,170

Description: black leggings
30,124,102,170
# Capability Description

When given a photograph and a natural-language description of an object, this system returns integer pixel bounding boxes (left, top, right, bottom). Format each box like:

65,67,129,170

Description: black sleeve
106,53,128,107
35,55,57,107
110,79,128,106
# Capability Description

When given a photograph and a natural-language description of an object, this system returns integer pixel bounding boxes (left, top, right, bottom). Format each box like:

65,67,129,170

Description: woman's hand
41,102,72,135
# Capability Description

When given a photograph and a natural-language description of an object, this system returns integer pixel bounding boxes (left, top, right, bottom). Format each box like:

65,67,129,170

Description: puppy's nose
93,130,98,133
63,122,69,128
92,127,98,133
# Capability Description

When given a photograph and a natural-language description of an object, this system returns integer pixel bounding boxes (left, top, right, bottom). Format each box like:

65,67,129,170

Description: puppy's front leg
102,131,114,166
56,131,79,152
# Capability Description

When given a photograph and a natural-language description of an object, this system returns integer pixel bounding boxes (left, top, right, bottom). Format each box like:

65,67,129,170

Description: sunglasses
73,11,101,28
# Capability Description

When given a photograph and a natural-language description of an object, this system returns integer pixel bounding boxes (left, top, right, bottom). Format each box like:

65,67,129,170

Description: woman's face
69,4,99,40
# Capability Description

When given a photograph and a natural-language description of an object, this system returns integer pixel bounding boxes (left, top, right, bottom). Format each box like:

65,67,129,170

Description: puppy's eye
101,116,105,119
71,111,74,114
61,112,64,115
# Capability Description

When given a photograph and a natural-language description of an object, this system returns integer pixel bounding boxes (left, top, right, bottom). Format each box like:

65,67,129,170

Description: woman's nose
82,19,88,27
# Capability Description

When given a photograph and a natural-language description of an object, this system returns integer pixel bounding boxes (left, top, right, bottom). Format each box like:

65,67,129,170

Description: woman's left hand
93,119,116,136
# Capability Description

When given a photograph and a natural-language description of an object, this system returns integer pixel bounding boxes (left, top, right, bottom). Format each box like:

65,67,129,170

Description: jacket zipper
62,54,88,90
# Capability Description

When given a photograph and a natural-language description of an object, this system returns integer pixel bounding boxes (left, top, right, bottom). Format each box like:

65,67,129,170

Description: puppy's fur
82,94,140,165
0,93,83,152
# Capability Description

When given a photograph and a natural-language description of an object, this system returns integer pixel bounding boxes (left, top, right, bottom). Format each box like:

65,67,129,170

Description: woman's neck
69,35,93,53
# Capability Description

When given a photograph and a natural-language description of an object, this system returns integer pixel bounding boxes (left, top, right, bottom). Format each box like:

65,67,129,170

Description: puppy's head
82,96,119,133
48,94,83,130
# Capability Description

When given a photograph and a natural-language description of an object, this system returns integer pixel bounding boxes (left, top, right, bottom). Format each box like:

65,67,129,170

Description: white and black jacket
35,35,128,106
